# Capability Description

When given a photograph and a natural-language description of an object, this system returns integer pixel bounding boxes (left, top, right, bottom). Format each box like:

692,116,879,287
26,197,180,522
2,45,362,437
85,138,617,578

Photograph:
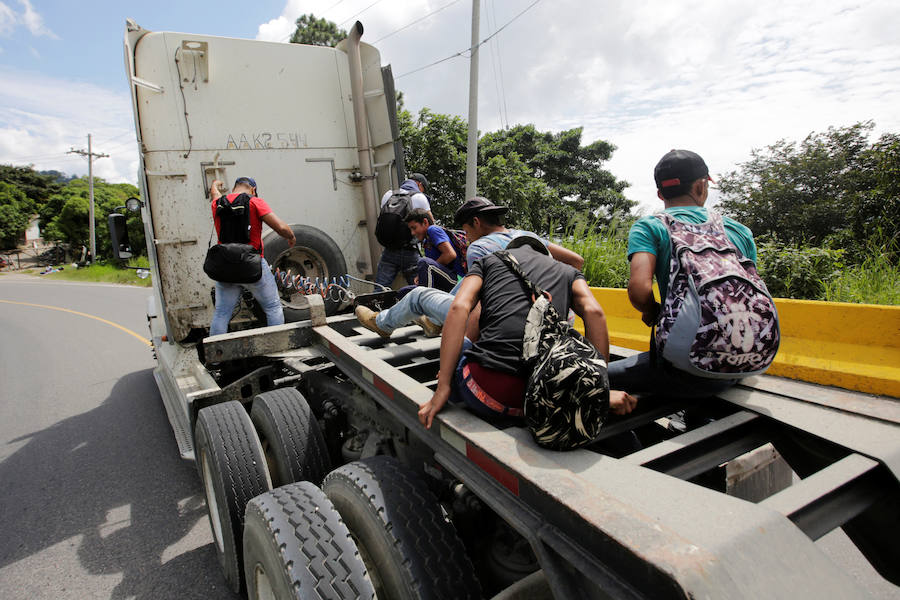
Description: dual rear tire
197,395,481,599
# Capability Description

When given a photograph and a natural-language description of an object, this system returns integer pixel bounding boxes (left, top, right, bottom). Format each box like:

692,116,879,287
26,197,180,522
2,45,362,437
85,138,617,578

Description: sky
1,0,899,213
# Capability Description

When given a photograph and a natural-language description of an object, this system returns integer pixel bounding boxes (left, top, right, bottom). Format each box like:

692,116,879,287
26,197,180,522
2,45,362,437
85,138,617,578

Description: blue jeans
416,257,458,292
375,247,419,287
374,286,454,333
606,351,738,399
210,258,283,336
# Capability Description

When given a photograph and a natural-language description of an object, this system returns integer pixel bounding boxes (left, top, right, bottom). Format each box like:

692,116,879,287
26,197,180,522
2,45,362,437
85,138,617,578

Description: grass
558,219,630,288
39,257,152,287
823,250,900,305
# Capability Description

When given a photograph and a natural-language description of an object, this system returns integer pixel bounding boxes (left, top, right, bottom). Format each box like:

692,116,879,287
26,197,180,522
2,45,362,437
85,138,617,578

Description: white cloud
17,0,56,38
0,2,15,36
6,0,900,217
295,0,899,213
0,67,137,183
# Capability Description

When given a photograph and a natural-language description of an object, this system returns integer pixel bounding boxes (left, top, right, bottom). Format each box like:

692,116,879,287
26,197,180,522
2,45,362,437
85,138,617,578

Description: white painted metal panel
128,29,394,340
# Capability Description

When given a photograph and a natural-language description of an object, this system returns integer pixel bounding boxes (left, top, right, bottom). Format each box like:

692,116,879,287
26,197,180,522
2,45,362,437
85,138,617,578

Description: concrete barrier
578,288,900,398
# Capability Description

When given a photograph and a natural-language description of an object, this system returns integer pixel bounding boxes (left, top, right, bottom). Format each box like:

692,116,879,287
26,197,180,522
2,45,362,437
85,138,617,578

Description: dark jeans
416,257,458,292
607,351,738,399
450,339,523,428
375,247,419,287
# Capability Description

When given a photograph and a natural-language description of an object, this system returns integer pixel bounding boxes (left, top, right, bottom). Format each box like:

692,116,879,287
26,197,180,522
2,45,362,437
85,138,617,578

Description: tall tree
42,177,143,258
717,121,898,251
0,164,61,206
480,125,633,226
289,14,348,47
0,182,35,248
398,108,632,234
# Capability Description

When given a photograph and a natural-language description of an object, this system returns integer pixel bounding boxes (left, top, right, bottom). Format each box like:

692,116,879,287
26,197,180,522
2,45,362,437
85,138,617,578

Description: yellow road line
0,299,151,347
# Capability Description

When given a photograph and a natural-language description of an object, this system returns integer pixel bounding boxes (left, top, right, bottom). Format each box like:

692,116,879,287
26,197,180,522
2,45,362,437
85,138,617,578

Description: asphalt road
0,274,239,600
0,273,896,599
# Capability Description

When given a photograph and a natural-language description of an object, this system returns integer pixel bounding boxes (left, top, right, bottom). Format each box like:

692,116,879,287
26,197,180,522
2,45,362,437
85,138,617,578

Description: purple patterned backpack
655,210,780,378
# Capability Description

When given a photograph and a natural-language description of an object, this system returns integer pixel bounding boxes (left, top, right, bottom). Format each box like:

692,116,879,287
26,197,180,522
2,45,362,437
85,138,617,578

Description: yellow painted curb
578,288,900,398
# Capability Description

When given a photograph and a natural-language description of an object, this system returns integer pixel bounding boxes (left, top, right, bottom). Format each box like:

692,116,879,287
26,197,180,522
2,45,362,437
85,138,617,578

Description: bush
559,219,630,288
822,236,900,305
755,237,844,300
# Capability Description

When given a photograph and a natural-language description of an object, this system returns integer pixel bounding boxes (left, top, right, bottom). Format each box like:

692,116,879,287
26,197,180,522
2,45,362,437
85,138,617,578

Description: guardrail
578,288,900,399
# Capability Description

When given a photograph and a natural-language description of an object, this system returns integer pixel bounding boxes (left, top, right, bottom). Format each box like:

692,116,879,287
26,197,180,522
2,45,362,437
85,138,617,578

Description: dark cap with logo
409,173,429,189
654,150,712,198
454,196,509,226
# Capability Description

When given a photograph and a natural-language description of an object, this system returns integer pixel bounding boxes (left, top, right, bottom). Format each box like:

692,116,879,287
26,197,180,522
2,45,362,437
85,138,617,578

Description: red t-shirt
211,193,272,253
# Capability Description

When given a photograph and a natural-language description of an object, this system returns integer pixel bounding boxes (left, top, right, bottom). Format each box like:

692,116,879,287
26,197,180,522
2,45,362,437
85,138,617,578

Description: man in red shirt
209,177,296,336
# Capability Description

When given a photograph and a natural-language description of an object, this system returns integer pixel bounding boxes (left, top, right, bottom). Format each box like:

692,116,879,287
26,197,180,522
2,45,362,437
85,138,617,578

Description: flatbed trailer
148,300,899,599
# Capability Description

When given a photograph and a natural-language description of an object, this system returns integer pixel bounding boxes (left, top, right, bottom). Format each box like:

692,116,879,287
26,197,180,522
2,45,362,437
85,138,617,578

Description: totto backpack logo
655,211,780,378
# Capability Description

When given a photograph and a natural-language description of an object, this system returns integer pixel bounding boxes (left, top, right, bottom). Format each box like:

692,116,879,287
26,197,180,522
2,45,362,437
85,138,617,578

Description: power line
321,0,350,17
338,0,387,27
396,0,542,80
372,0,463,44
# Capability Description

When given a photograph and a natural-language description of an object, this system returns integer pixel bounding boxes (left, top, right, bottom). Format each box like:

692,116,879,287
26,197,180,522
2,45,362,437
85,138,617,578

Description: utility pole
68,134,108,264
465,0,480,200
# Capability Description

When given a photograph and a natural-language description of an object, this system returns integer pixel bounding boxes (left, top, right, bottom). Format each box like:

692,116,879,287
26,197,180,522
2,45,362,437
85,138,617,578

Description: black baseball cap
654,150,712,198
454,196,509,226
507,233,549,255
409,173,429,188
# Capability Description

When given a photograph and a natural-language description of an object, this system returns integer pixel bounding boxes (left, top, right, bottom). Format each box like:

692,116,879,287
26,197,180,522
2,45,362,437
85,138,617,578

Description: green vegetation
398,108,633,236
559,219,630,288
822,236,900,305
41,257,152,287
289,13,348,47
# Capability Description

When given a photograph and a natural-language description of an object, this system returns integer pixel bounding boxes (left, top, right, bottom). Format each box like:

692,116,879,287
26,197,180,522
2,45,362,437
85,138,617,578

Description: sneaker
355,305,392,338
414,315,442,337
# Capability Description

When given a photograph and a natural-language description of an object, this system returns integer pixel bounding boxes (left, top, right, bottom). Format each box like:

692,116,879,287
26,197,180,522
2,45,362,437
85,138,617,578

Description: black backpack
375,189,413,249
215,193,252,244
203,193,262,284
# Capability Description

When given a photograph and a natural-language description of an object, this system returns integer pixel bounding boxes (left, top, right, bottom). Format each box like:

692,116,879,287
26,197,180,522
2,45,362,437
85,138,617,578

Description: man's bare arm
571,278,609,361
418,276,482,429
436,241,457,266
261,213,296,247
547,242,585,270
627,252,658,326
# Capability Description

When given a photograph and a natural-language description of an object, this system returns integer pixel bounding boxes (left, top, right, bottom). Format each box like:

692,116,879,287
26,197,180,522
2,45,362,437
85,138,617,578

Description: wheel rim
253,563,276,600
274,246,331,281
200,450,225,554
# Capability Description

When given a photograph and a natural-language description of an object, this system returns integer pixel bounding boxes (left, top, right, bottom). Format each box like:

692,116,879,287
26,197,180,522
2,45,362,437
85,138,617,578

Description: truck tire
263,224,347,319
195,401,272,594
322,456,482,600
250,388,331,487
243,482,375,600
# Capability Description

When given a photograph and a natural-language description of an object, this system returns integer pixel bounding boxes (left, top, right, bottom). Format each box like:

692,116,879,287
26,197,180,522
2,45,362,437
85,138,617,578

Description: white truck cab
123,18,400,342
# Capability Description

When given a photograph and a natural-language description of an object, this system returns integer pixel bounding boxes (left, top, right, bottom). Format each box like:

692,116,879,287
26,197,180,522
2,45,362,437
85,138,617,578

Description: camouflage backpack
495,251,610,450
655,210,780,378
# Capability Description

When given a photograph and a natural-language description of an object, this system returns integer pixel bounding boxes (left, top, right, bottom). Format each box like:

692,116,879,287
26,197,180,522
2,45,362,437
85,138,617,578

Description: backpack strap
493,251,548,305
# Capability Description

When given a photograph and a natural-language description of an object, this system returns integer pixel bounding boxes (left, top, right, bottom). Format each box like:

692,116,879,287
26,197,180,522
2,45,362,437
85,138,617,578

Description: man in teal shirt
608,149,758,398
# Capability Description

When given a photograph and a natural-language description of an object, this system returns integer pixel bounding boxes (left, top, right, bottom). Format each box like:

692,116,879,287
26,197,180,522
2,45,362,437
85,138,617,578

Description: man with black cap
355,197,584,338
374,173,434,288
454,196,584,271
607,149,759,397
